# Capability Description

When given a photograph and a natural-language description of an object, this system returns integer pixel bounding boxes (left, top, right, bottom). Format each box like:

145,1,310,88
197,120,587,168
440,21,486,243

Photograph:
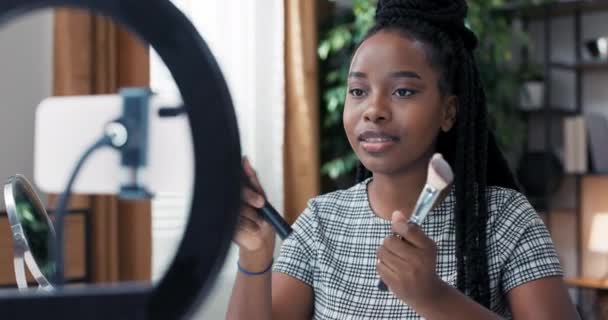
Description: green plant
318,0,541,190
518,62,545,82
467,0,530,158
317,0,374,189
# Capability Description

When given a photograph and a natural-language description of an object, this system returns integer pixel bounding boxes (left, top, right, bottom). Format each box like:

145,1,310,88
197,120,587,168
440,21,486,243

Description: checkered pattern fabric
274,178,563,319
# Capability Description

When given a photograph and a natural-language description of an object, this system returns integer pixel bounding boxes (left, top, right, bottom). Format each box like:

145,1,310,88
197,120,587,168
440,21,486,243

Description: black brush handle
258,202,292,240
377,280,388,291
242,169,292,239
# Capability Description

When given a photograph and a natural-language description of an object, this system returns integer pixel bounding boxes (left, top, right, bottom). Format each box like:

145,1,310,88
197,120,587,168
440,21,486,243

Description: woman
227,1,578,319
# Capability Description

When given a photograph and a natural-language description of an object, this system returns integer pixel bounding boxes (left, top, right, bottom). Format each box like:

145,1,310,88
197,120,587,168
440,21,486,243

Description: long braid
471,53,491,306
453,56,469,293
351,0,517,307
461,48,482,300
464,53,479,300
458,46,482,298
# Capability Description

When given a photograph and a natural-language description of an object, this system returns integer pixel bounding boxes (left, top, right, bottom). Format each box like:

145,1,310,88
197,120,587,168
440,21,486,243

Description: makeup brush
242,170,293,240
378,153,454,292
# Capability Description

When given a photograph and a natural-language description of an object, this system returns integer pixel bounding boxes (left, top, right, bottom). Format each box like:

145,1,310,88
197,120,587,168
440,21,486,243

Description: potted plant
518,62,545,110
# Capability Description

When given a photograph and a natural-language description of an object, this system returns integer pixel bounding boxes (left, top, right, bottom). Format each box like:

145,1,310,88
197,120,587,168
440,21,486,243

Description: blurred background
0,0,608,319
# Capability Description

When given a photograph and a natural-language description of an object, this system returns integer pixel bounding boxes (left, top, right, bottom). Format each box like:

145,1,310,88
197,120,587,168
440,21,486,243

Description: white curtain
150,1,284,318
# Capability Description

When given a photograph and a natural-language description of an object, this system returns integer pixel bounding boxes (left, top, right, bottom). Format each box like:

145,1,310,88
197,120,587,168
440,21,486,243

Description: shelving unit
551,61,608,71
495,1,608,19
520,107,579,116
496,0,608,310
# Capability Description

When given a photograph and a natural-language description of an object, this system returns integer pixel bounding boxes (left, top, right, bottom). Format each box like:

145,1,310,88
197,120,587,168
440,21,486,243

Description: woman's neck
367,161,429,221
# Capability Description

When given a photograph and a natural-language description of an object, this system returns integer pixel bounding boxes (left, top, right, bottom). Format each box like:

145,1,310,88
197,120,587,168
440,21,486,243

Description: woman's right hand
233,157,276,268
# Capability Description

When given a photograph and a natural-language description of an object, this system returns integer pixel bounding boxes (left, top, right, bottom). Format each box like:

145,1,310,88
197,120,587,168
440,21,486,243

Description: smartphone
34,94,193,195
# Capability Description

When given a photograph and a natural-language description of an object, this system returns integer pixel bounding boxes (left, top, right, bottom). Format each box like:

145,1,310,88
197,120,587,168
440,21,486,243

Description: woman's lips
358,131,399,153
360,139,397,153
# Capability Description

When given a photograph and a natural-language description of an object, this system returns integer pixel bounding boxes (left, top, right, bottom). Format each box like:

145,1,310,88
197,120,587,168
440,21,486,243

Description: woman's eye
349,88,365,97
393,88,416,97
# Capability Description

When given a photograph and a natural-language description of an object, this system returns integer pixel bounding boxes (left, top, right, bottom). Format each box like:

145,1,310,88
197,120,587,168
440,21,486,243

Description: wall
0,10,53,206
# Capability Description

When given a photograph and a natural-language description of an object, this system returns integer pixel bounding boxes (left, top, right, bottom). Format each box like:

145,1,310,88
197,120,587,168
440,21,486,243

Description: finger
241,205,275,234
242,155,254,176
236,214,261,233
401,223,435,249
234,218,263,247
242,157,266,197
240,204,264,223
376,259,399,290
391,211,434,249
381,234,417,261
377,242,409,273
390,210,409,238
243,187,265,208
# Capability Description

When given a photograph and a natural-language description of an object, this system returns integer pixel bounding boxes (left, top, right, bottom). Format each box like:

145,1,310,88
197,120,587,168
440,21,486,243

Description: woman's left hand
376,210,446,308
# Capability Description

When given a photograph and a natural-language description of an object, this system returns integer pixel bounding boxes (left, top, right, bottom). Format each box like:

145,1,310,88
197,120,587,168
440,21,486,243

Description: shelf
550,60,608,71
566,172,608,177
520,107,579,116
525,174,608,211
566,277,608,290
494,0,608,20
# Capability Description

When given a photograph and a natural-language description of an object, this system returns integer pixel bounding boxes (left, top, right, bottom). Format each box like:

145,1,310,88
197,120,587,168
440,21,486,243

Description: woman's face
343,30,456,176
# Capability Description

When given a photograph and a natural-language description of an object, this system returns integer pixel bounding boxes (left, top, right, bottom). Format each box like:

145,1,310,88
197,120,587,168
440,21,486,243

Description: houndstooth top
273,178,563,319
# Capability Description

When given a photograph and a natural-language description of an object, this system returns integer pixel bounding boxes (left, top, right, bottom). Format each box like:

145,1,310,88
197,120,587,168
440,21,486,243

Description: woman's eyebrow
348,71,367,79
347,70,422,79
390,70,421,79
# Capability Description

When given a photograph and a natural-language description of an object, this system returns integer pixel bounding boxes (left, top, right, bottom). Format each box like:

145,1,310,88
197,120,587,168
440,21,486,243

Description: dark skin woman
227,1,579,319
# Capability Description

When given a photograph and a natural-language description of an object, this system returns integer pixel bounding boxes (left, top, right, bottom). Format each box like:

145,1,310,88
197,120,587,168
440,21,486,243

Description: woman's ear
441,95,458,132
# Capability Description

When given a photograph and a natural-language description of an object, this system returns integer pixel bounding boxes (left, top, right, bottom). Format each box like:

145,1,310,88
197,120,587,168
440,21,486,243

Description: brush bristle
427,153,454,190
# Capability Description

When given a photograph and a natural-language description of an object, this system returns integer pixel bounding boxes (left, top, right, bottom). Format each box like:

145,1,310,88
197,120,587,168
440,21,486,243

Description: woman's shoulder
485,185,541,231
483,187,562,284
485,185,527,209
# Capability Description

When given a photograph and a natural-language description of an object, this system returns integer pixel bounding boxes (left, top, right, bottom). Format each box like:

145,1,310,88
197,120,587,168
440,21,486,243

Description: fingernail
391,210,401,222
257,196,265,207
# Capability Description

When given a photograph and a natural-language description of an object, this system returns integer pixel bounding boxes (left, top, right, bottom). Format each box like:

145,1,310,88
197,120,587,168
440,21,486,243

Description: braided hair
354,0,519,307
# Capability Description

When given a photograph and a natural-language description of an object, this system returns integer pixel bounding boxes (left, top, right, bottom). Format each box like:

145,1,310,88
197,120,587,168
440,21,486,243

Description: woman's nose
363,95,391,123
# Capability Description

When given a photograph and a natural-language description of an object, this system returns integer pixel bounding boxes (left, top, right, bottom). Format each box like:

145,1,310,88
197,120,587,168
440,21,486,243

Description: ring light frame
0,0,242,319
